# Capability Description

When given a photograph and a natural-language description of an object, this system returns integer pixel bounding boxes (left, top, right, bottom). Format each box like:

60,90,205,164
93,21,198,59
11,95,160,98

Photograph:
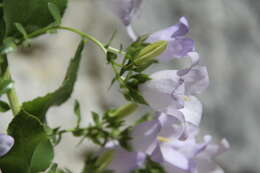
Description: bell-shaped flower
130,114,229,173
146,17,195,62
131,112,185,154
107,0,142,26
0,134,14,157
106,0,142,40
105,146,146,173
150,133,229,173
139,65,209,114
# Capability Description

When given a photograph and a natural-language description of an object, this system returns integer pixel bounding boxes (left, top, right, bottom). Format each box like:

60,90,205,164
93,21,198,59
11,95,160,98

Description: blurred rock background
1,0,260,172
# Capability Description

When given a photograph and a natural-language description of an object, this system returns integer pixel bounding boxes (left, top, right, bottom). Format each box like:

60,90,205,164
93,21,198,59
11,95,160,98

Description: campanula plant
0,0,229,172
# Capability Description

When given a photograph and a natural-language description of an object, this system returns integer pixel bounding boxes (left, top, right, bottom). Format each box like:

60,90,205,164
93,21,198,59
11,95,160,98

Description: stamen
157,136,170,143
183,96,190,102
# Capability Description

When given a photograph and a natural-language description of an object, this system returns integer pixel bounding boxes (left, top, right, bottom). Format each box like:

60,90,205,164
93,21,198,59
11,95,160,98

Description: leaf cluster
107,36,157,104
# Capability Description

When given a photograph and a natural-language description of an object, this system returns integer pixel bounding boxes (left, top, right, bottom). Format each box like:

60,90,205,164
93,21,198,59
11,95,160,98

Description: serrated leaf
0,100,10,112
48,3,61,25
22,41,85,122
0,110,51,173
3,0,67,37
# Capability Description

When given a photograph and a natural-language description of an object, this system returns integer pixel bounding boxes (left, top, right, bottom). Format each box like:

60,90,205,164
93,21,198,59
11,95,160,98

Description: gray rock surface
1,0,260,172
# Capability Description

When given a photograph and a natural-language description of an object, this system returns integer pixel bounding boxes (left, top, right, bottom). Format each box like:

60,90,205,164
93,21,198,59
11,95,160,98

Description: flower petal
0,134,14,157
179,96,203,126
147,17,190,42
160,143,190,170
139,70,181,111
108,0,143,26
155,37,195,62
107,147,146,173
131,118,161,153
181,66,209,95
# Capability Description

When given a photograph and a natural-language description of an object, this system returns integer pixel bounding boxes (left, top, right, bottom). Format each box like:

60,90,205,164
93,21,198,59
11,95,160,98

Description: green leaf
30,140,54,173
0,100,10,112
14,23,28,39
0,110,52,173
0,37,17,54
22,41,85,122
0,0,5,44
74,99,81,128
3,0,67,37
47,163,58,173
48,2,61,25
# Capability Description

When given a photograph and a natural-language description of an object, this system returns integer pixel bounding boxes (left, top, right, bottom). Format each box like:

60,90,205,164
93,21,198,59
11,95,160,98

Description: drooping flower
108,0,142,26
150,133,229,173
146,17,195,62
139,65,209,113
130,114,229,173
107,0,143,40
0,134,14,157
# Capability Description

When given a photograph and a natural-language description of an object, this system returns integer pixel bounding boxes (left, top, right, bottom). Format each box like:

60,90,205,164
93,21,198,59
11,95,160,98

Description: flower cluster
102,0,229,172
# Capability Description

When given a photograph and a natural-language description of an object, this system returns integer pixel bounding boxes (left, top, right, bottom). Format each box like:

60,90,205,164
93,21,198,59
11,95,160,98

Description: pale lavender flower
106,146,146,173
139,66,209,116
150,133,229,173
146,17,195,62
108,0,142,26
107,0,142,40
0,134,14,157
131,112,185,154
131,115,229,173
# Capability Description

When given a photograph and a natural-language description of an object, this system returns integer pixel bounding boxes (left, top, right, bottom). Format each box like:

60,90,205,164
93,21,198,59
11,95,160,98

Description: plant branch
0,54,21,116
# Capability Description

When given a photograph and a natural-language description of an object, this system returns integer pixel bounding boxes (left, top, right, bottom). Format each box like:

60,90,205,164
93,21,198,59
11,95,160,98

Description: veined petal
179,96,203,126
139,70,181,111
147,16,190,42
158,112,185,140
160,143,190,170
131,118,161,153
181,66,209,95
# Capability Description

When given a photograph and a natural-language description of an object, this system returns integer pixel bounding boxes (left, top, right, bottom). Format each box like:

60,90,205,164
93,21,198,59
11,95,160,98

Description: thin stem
57,26,107,53
0,55,21,116
25,25,125,55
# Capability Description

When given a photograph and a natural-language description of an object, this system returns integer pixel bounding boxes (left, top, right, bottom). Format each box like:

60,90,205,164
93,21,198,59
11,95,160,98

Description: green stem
25,25,124,55
0,55,21,116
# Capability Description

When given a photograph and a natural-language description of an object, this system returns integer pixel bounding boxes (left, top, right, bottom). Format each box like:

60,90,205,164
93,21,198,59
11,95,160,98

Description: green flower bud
134,40,167,65
109,103,138,119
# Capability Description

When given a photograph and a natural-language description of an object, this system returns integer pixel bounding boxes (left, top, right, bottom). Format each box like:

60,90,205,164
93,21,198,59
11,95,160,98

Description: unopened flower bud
134,41,167,65
109,103,138,120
